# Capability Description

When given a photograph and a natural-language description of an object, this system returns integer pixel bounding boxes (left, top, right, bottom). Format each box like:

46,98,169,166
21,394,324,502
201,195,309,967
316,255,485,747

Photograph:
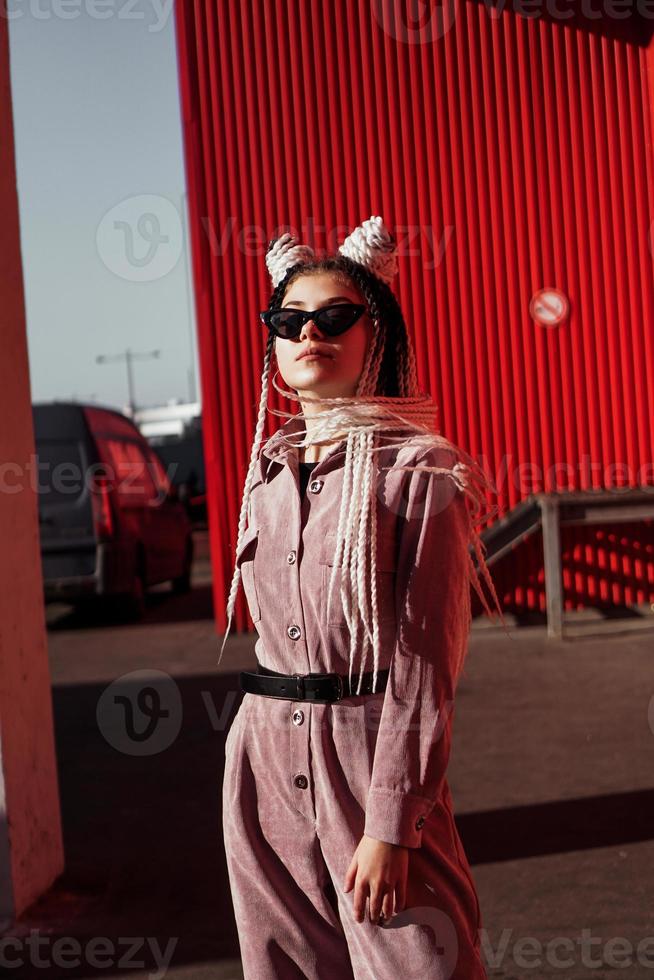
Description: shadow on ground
8,671,244,978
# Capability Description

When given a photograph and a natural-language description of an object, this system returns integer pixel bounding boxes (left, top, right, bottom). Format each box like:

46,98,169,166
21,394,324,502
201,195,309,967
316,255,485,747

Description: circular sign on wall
529,287,570,327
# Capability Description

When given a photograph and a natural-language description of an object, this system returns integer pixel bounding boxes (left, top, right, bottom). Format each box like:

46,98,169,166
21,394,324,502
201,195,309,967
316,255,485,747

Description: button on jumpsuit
222,415,488,979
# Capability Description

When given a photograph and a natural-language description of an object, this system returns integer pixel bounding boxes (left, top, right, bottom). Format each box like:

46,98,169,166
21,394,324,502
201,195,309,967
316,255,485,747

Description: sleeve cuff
364,788,434,848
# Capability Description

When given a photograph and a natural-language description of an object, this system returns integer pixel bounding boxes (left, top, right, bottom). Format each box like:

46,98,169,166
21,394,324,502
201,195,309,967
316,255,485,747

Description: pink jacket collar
259,414,347,483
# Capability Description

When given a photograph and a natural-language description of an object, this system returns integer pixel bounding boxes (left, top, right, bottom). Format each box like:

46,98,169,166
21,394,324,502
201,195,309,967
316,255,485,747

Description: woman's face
273,272,373,401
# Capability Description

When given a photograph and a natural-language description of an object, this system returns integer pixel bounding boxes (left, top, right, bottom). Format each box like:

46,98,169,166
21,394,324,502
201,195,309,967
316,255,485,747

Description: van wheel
172,538,193,595
120,570,146,621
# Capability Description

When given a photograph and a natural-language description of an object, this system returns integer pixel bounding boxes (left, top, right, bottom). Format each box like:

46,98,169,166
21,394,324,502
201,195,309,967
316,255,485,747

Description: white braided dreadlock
218,215,508,693
338,215,398,285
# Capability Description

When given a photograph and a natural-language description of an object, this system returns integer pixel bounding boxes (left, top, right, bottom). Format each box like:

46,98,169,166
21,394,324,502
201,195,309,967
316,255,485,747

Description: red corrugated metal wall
174,0,654,632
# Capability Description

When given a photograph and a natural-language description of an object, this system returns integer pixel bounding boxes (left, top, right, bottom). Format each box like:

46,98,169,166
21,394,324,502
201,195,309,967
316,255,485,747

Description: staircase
476,488,654,639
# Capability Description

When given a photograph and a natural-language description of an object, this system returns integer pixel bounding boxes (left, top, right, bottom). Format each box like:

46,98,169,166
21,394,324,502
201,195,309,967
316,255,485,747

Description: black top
298,460,318,497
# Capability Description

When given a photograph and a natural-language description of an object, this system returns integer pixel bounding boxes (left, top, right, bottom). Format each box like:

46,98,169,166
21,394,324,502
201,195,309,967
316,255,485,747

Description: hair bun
265,232,316,288
338,215,398,286
263,217,398,289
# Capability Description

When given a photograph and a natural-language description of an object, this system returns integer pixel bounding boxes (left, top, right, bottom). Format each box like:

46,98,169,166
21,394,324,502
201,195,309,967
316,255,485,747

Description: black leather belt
239,663,389,702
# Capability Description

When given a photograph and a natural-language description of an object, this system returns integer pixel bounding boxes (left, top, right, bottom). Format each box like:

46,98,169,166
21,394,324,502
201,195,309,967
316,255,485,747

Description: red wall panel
174,0,654,632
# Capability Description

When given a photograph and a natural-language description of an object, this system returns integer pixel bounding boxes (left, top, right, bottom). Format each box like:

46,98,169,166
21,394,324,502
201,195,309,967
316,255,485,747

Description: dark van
33,402,193,618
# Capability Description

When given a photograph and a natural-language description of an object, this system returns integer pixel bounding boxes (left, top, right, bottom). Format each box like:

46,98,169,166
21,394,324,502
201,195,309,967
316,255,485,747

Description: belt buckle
333,673,344,701
293,673,305,700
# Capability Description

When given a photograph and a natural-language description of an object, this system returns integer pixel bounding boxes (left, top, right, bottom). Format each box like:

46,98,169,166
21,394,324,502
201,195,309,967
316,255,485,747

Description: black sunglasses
259,302,367,340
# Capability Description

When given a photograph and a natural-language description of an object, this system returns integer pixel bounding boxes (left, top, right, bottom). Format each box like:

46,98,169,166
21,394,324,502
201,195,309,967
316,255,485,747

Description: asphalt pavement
2,531,653,979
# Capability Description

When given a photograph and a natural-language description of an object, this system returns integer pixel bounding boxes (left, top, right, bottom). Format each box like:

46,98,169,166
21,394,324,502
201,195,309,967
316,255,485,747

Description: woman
220,216,505,979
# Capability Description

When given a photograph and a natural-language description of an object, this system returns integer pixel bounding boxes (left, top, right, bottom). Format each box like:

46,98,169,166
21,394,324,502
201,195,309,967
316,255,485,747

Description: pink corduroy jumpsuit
222,414,488,980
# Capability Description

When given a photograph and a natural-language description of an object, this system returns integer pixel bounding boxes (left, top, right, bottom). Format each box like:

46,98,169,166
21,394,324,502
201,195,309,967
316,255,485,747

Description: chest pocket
318,528,397,628
235,524,261,623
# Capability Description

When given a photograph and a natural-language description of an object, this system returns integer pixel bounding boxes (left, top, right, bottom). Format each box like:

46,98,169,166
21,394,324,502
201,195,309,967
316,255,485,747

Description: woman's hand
343,834,409,924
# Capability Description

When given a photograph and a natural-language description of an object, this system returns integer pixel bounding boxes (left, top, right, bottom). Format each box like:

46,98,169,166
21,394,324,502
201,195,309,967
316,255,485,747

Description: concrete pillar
0,9,64,922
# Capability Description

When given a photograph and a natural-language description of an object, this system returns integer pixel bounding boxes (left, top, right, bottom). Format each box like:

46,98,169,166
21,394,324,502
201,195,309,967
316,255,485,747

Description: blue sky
8,0,199,412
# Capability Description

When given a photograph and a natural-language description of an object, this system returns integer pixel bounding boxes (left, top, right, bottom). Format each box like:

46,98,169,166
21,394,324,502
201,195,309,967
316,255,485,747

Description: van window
35,439,86,502
97,438,158,506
